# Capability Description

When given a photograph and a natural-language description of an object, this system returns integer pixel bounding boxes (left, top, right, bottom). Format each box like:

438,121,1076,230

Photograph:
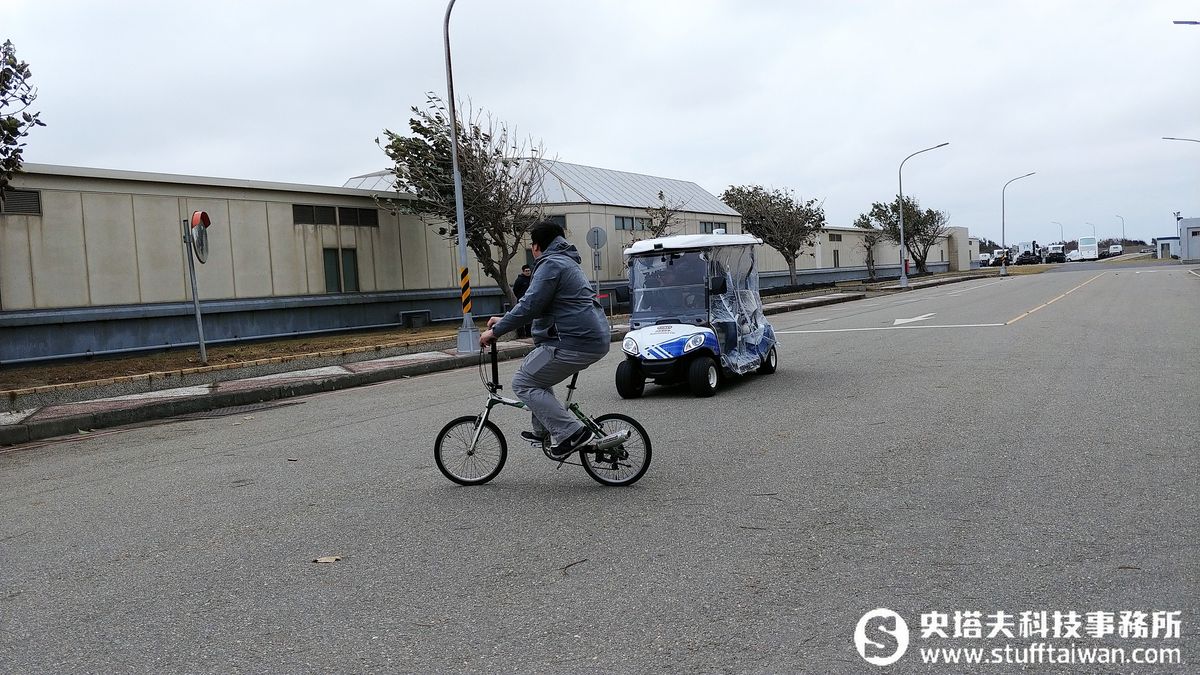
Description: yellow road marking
1006,272,1106,325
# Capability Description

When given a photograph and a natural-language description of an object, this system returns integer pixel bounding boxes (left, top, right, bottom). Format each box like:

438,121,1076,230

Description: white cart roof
623,233,763,256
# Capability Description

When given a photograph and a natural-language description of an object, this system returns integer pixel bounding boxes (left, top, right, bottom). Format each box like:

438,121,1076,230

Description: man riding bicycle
479,220,611,460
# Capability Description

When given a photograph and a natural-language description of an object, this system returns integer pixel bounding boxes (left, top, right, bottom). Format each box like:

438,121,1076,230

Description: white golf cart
616,234,778,398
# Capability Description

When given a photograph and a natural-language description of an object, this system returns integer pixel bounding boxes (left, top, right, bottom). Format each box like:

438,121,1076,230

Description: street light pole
897,142,949,288
1115,215,1125,243
1000,171,1036,277
443,0,480,353
1051,220,1064,244
1085,222,1096,238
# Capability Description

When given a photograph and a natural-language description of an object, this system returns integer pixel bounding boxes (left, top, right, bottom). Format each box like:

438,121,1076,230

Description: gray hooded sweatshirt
492,236,611,354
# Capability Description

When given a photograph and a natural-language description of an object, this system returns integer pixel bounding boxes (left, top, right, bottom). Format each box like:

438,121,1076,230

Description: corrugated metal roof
541,161,738,216
343,160,738,217
23,163,402,199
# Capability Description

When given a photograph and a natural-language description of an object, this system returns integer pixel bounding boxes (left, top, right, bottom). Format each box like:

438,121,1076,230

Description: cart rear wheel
688,356,719,397
615,359,645,399
758,346,778,374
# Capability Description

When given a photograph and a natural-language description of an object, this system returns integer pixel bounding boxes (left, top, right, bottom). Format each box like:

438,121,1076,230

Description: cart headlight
622,337,639,355
684,333,706,352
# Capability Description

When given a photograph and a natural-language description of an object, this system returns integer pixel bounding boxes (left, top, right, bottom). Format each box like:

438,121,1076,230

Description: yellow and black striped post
459,267,472,314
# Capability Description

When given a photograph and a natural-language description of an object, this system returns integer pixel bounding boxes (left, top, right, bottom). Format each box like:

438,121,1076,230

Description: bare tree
1,40,46,206
643,190,688,237
378,94,549,304
721,185,825,286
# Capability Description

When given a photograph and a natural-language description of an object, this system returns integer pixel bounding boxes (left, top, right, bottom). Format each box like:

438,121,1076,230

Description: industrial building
1,161,970,362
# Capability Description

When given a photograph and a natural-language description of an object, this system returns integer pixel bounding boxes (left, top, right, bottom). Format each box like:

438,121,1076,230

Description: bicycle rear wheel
581,413,651,486
435,415,507,485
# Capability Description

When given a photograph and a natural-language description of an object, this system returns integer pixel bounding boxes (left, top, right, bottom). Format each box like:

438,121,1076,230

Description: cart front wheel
615,359,645,399
688,356,719,397
434,415,507,485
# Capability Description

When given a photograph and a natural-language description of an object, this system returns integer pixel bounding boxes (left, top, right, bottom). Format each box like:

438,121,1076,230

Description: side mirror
708,277,727,294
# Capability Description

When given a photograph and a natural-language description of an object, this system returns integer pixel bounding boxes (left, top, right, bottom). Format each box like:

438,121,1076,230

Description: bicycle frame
470,345,603,452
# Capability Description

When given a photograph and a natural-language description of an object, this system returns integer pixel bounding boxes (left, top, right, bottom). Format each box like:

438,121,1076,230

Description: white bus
1078,236,1099,260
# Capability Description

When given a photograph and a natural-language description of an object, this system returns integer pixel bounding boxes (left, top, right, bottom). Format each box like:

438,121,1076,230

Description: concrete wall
1178,218,1200,261
2,167,433,312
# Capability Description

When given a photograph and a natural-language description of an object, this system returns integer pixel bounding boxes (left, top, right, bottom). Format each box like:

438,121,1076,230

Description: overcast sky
5,0,1199,244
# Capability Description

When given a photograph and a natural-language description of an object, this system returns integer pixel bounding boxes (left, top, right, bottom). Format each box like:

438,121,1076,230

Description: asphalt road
2,262,1198,673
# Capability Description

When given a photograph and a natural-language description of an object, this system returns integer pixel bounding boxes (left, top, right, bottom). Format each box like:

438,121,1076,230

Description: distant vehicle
1045,244,1066,263
991,248,1010,266
1078,236,1100,260
1066,250,1083,262
1140,247,1153,254
979,252,992,266
1109,244,1124,256
1015,251,1040,265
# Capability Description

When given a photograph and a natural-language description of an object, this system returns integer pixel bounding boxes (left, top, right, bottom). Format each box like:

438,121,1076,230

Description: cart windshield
629,251,708,325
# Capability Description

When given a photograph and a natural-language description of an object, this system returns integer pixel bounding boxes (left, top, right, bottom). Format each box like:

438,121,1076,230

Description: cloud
5,0,1198,243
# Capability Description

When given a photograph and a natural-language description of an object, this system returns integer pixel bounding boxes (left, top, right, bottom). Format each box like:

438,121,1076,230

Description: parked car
1066,250,1083,262
1140,247,1154,254
978,252,992,266
1109,244,1124,256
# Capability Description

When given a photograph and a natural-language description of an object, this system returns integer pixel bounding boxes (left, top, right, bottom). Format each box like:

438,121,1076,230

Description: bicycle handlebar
490,342,500,389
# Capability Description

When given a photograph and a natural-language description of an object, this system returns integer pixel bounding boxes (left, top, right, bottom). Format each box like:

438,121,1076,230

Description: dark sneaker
548,427,595,460
521,430,548,444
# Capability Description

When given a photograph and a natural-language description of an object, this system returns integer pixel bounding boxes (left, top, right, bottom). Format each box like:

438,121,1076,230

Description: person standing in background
512,265,533,337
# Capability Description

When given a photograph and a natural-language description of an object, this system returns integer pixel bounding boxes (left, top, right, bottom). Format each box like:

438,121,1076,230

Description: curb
875,275,987,291
0,345,541,447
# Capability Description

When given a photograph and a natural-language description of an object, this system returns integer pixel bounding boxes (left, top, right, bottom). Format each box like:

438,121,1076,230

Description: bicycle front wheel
434,415,507,485
581,413,652,487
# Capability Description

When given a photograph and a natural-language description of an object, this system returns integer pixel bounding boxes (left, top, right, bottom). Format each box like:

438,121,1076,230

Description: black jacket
513,273,531,300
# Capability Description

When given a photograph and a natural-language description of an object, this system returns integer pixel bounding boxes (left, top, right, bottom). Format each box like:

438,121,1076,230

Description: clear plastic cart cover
709,245,770,375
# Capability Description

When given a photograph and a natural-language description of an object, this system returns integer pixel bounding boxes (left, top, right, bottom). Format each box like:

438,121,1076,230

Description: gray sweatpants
512,345,606,443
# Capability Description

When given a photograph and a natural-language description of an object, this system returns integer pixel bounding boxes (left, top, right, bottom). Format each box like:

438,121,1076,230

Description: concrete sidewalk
1,291,865,447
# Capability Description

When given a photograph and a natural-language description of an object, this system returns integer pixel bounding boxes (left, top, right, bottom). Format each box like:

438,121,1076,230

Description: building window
615,216,649,231
0,189,42,215
832,249,841,268
700,221,727,234
546,214,566,228
525,248,535,268
828,233,843,242
295,204,377,227
337,206,380,227
323,248,359,293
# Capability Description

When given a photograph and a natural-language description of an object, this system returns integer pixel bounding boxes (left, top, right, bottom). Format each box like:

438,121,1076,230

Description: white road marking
1189,269,1200,278
778,323,1005,334
945,279,1007,296
893,312,936,326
